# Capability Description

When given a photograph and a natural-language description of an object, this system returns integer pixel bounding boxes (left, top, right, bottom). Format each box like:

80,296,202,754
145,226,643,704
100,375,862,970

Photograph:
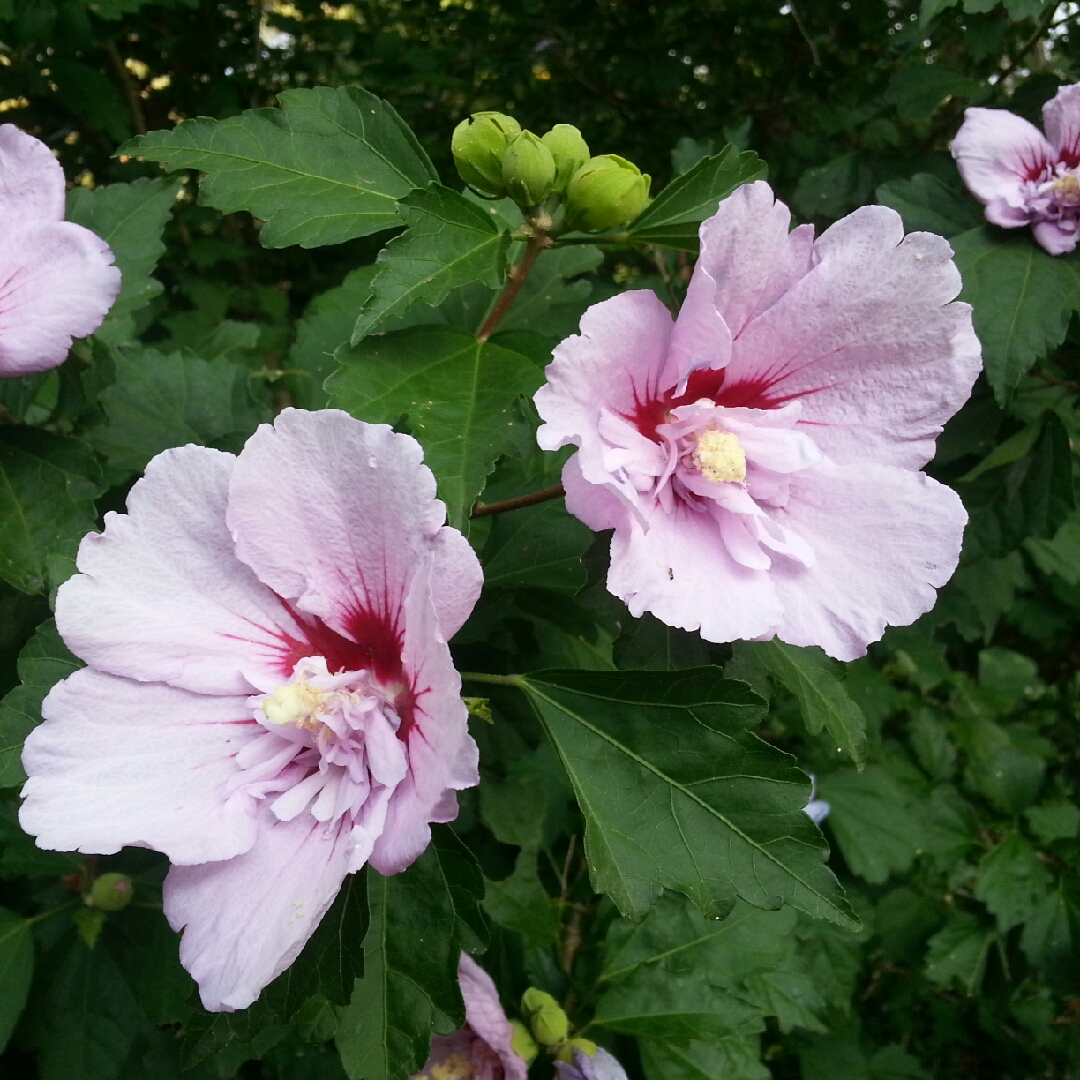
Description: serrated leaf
1024,508,1080,583
740,640,867,768
66,176,183,342
951,227,1080,403
614,614,714,671
482,850,560,948
974,834,1052,932
1020,881,1080,990
1024,803,1080,843
640,1036,771,1080
328,326,545,530
627,145,768,251
122,86,437,248
0,428,102,595
515,668,857,927
0,906,33,1052
335,828,487,1080
350,184,510,341
923,911,996,994
495,244,602,336
480,500,593,594
885,65,983,122
0,619,81,787
86,346,269,475
875,173,983,238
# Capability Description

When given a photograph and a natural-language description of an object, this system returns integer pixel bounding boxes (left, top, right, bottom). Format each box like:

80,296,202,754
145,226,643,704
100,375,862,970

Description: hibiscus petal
227,409,481,646
722,205,981,470
459,954,529,1080
1043,83,1080,165
164,814,352,1011
20,668,260,863
57,445,305,695
951,107,1054,204
0,220,121,375
770,462,966,661
1033,217,1080,255
0,124,65,222
664,255,730,389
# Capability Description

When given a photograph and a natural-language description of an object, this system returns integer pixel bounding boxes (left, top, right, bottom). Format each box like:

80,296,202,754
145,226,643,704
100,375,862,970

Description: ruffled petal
0,220,121,376
721,206,981,470
950,107,1054,204
20,669,260,863
227,409,481,647
770,462,967,661
164,814,352,1011
56,445,308,696
1033,217,1080,255
0,124,65,222
459,954,528,1080
1042,83,1080,165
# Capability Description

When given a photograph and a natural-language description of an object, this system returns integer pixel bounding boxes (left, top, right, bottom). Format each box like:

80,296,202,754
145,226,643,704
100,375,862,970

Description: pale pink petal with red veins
164,814,353,1012
458,953,529,1080
227,409,480,644
20,669,260,864
369,563,477,876
430,525,486,639
0,124,65,221
56,445,305,696
0,220,121,375
693,180,815,341
1033,217,1080,255
722,208,981,470
1042,83,1080,165
663,253,730,389
950,107,1054,204
770,462,967,661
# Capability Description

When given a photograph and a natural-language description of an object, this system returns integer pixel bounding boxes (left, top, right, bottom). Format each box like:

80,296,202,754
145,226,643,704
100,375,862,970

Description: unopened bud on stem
502,130,557,207
509,1020,539,1064
521,987,570,1046
451,111,520,197
542,124,590,191
87,872,133,911
564,154,651,232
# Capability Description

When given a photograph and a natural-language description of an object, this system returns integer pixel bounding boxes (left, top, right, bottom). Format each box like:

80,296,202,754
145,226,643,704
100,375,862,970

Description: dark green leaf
974,834,1052,932
480,500,593,594
482,850,560,948
640,1036,771,1080
875,173,984,238
614,613,713,672
122,86,437,248
1024,508,1080,583
1020,881,1080,990
0,427,102,594
516,668,857,926
885,65,983,122
923,911,996,994
328,326,544,530
496,244,602,336
794,153,873,221
951,227,1080,403
626,145,767,251
0,619,80,787
0,905,33,1052
1024,803,1080,843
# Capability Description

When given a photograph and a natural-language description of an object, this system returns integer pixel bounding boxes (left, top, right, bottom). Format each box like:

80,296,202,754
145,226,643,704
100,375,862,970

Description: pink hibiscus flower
413,953,528,1080
556,1046,629,1080
19,409,483,1011
535,181,980,661
1,124,121,374
951,83,1080,255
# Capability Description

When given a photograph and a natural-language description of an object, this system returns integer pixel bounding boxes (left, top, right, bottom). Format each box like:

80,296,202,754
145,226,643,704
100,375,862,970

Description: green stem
460,672,525,688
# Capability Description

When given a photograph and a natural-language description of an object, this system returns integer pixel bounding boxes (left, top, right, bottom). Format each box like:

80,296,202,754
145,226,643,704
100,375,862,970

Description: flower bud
87,872,133,911
521,987,570,1046
510,1019,539,1064
564,155,651,232
451,111,521,197
556,1038,598,1063
542,124,590,192
502,130,557,207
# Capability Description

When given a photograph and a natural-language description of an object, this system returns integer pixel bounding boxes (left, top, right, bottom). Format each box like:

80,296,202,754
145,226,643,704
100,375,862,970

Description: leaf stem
470,483,565,518
476,231,551,342
460,672,525,687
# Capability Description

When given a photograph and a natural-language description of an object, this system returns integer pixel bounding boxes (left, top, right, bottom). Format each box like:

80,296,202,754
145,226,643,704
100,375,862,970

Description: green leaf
1024,803,1080,843
919,0,959,27
974,834,1052,932
923,911,996,994
794,153,873,221
0,619,80,788
740,640,867,768
482,849,560,948
1020,881,1080,990
0,428,102,595
328,326,545,530
1024,508,1080,584
640,1036,771,1080
350,184,510,342
122,86,437,248
335,828,487,1080
87,346,269,475
480,500,593,594
615,614,714,672
885,65,983,122
495,244,602,337
951,227,1080,403
66,176,183,343
515,668,857,926
875,174,983,238
0,906,33,1053
626,145,768,251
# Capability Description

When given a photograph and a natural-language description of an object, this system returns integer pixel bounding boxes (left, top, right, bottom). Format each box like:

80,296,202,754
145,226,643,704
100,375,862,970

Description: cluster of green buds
451,112,650,232
514,987,598,1065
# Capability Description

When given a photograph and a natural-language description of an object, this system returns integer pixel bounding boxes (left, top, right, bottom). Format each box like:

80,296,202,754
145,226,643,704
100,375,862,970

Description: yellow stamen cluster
1055,173,1080,195
693,429,747,483
261,677,327,730
426,1054,475,1080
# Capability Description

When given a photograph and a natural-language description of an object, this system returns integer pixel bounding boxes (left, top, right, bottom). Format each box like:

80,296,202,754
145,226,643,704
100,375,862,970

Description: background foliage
3,1,1080,1079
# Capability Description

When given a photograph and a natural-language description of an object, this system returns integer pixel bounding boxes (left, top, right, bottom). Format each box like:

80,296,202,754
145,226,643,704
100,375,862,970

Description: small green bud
542,124,590,192
556,1038,597,1063
501,130,557,207
521,988,570,1047
521,987,559,1015
451,111,520,196
87,872,133,911
564,154,651,232
509,1020,539,1064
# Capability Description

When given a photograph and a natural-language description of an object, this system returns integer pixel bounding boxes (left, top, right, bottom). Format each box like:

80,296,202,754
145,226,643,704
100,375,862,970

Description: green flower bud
87,872,133,911
451,111,520,196
521,987,559,1016
556,1038,598,1063
509,1020,539,1064
542,124,590,192
521,988,570,1047
501,130,557,207
564,155,651,232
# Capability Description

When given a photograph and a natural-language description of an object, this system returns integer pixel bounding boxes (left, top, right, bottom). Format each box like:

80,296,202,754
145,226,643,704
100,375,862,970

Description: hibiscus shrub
2,2,1080,1080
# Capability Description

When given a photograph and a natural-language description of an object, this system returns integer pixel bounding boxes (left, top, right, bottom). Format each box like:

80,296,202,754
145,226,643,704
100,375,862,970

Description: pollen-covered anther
692,429,747,483
1055,172,1080,196
261,676,328,730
